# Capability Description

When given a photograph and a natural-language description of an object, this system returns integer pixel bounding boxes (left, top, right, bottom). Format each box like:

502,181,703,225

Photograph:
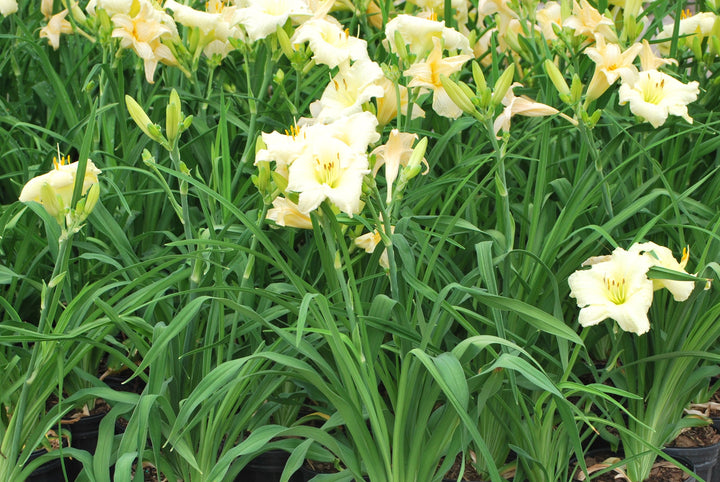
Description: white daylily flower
371,129,424,203
618,69,699,128
291,16,369,69
629,242,695,301
0,0,17,16
308,59,385,123
286,137,370,216
266,197,313,229
40,8,74,50
656,11,718,55
375,77,425,126
493,83,564,136
584,34,642,102
405,37,472,119
568,247,655,335
563,0,617,43
235,0,312,42
639,39,677,71
164,0,243,57
385,14,472,57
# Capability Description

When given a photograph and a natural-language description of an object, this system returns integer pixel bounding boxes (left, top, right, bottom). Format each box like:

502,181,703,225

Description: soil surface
667,424,720,447
573,453,690,482
443,453,488,481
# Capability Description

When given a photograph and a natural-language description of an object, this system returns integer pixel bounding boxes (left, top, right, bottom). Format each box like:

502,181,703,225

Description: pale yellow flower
0,0,17,16
19,157,102,218
628,242,695,301
112,1,178,83
493,83,563,136
656,11,718,55
568,247,655,335
405,37,472,119
371,129,425,203
291,16,369,69
308,59,385,123
355,221,394,269
638,39,677,71
40,8,74,50
164,0,244,59
375,77,425,126
385,14,472,58
536,1,562,41
563,0,617,42
584,34,642,102
266,197,313,229
235,0,312,42
618,69,699,128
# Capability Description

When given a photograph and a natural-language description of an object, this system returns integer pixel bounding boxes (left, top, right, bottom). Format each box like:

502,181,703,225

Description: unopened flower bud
276,25,295,60
570,74,584,105
166,89,182,147
83,182,100,216
472,61,487,93
543,59,570,97
125,95,168,146
40,182,63,219
440,75,476,116
491,65,515,107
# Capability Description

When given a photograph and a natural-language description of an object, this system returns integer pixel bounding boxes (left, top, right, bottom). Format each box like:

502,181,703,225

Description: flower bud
83,182,100,216
40,182,63,219
125,95,168,146
440,75,477,116
166,89,182,147
404,136,428,179
491,65,515,107
543,59,570,97
472,61,487,93
276,25,295,60
570,74,584,105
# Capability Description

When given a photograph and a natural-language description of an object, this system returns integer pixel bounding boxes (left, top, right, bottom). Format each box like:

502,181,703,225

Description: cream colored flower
493,83,562,136
536,1,562,41
164,0,243,58
628,242,695,301
286,137,370,216
19,157,102,218
563,0,617,42
87,0,133,17
405,37,472,119
235,0,312,42
568,247,655,335
371,129,425,203
618,69,699,128
112,1,178,83
638,39,677,71
656,11,718,55
584,34,642,102
375,77,425,126
291,16,369,69
308,59,385,123
385,14,472,57
355,222,394,269
266,196,313,229
40,8,74,50
0,0,17,16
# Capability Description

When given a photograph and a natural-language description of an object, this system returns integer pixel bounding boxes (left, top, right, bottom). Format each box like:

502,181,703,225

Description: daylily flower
536,1,562,41
618,69,699,128
629,242,695,301
405,37,472,119
164,0,244,59
493,83,567,136
40,8,74,50
235,0,312,42
638,39,677,71
584,34,642,102
568,247,655,335
656,11,718,55
19,157,102,219
563,0,617,43
355,222,394,269
371,129,426,203
308,59,385,123
266,196,313,229
385,14,472,58
375,77,425,126
286,136,370,216
87,0,134,17
0,0,17,16
111,0,179,83
291,16,369,69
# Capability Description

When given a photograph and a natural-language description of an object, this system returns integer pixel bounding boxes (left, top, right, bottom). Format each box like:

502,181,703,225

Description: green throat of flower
642,77,666,105
604,275,628,305
314,153,341,188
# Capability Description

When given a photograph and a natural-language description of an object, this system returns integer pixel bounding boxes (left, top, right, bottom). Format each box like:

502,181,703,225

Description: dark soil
667,424,720,448
573,453,690,481
443,453,487,481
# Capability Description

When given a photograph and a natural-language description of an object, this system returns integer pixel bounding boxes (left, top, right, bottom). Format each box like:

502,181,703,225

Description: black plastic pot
665,440,720,482
235,449,302,482
572,449,695,482
710,418,720,482
300,464,369,481
26,447,71,482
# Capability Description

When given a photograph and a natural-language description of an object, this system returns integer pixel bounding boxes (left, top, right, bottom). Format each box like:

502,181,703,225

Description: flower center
604,275,627,305
53,155,71,170
313,153,341,188
642,77,666,105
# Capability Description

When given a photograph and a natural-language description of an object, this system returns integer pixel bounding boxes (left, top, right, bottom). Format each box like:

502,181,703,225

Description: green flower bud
491,65,515,107
543,59,570,97
166,89,182,147
276,25,295,60
125,95,168,146
440,75,477,116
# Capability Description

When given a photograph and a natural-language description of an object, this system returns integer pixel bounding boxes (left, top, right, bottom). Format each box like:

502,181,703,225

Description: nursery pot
710,418,720,482
571,449,695,482
236,449,302,482
300,464,369,481
26,447,70,482
664,440,720,482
